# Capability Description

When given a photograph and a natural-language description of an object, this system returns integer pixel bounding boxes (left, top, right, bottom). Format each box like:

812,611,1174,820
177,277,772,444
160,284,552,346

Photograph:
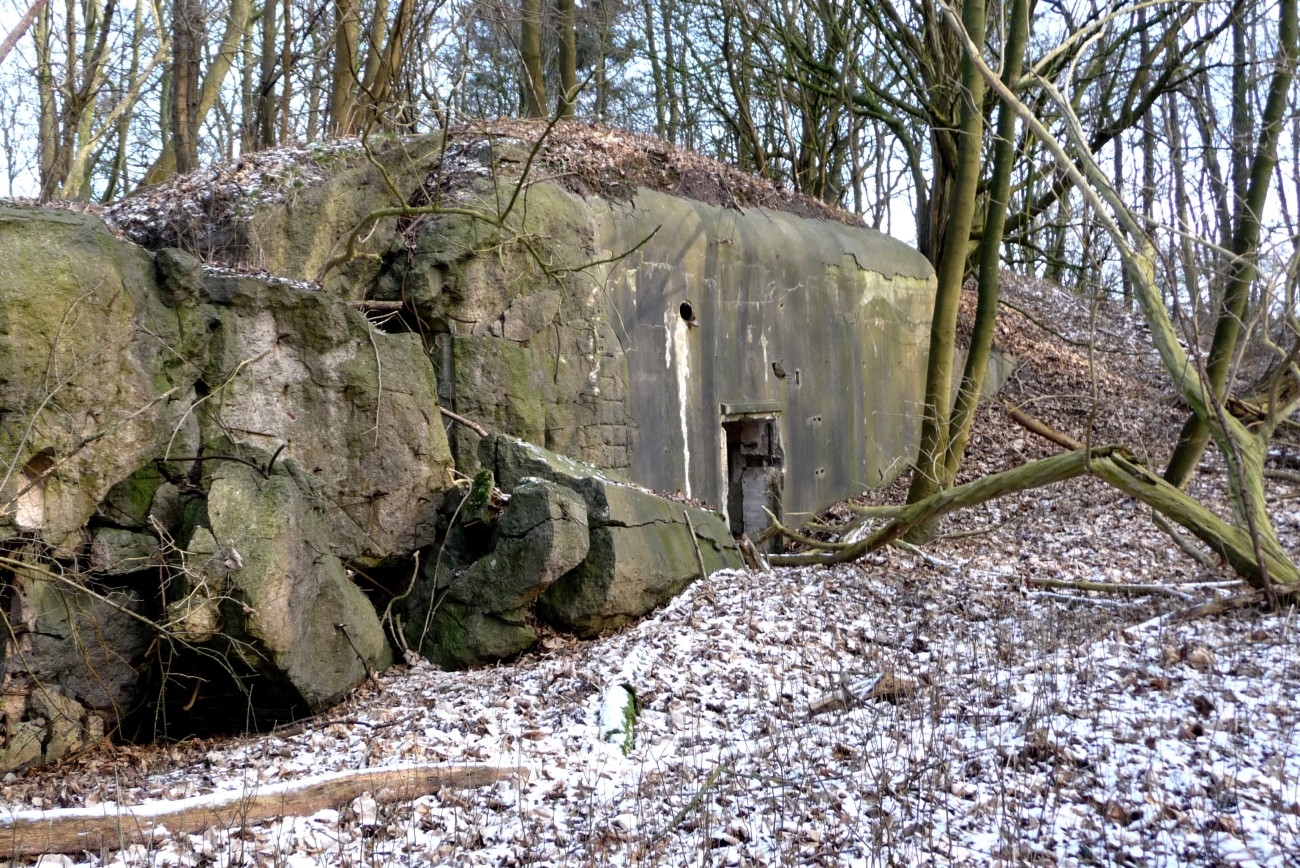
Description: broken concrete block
410,477,589,668
447,478,590,613
481,434,743,637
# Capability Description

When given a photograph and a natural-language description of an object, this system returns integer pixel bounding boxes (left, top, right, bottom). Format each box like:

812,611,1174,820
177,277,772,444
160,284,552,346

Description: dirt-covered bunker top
88,121,858,256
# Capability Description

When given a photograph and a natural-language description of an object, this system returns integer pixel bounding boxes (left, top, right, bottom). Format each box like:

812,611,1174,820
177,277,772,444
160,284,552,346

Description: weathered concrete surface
482,434,743,637
590,189,935,522
375,175,636,476
446,478,590,613
380,157,936,528
206,465,393,711
407,477,590,668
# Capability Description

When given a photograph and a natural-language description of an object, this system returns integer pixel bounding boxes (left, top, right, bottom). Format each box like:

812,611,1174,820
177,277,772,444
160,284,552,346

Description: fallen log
0,763,525,858
772,445,1124,566
769,445,1299,599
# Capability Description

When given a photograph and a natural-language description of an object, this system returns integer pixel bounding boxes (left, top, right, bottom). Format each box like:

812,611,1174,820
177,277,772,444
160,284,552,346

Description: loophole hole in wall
679,301,696,325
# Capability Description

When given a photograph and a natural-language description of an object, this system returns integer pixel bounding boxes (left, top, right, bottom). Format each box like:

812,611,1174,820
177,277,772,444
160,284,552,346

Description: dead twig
1151,510,1217,570
439,406,488,437
1026,576,1194,600
682,509,708,580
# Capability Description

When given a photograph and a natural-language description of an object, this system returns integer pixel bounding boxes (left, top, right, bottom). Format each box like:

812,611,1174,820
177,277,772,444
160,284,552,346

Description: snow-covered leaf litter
5,538,1297,867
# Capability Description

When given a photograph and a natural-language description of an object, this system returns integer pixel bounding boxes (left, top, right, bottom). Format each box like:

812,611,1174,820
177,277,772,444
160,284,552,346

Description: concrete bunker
85,126,942,528
376,174,938,527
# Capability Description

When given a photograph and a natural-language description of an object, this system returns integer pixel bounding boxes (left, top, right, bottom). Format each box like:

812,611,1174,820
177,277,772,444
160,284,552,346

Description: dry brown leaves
443,119,855,225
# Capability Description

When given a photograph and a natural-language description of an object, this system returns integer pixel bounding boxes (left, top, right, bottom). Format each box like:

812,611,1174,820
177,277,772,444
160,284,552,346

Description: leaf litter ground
3,275,1299,866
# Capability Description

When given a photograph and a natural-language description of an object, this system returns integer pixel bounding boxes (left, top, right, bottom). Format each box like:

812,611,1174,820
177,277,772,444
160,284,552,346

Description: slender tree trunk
35,0,56,195
361,0,415,128
331,0,360,134
520,0,545,117
943,0,1030,481
143,0,252,185
363,0,389,89
661,0,680,142
257,0,277,148
557,0,576,117
279,0,291,142
641,0,666,136
907,0,986,509
1167,93,1198,328
238,21,255,152
1164,0,1298,487
45,0,116,199
171,0,202,174
1114,133,1133,304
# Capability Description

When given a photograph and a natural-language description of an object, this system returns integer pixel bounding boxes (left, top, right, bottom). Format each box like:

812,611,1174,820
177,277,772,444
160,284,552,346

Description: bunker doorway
722,415,784,549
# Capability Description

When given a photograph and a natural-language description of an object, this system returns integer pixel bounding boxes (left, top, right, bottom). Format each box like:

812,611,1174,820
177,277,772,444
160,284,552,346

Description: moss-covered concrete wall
590,190,935,521
382,169,935,524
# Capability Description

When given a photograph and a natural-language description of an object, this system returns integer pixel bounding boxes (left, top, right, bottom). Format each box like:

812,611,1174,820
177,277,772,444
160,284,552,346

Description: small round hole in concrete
679,301,697,326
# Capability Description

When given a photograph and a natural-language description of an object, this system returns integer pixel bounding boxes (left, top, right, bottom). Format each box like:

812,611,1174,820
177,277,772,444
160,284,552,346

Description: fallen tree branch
649,761,731,845
1005,402,1083,451
1089,452,1300,592
1026,576,1193,599
1029,591,1137,609
439,406,488,437
771,445,1124,566
847,503,904,518
1264,467,1300,484
768,443,1298,598
0,763,524,858
1166,590,1266,624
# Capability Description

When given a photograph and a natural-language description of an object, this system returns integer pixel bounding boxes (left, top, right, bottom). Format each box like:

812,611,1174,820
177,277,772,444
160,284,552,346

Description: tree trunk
142,0,253,185
1163,0,1298,487
943,0,1030,481
520,0,545,117
35,0,55,196
0,764,524,859
256,0,277,148
171,0,202,174
557,0,576,117
906,0,986,509
361,0,415,129
944,0,1300,598
330,0,360,134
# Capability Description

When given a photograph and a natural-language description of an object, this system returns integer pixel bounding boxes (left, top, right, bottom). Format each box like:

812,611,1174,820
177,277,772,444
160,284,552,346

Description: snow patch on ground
4,546,1297,866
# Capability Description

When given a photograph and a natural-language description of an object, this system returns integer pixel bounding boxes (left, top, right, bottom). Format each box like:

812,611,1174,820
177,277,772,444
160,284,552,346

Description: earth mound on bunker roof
92,121,858,262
